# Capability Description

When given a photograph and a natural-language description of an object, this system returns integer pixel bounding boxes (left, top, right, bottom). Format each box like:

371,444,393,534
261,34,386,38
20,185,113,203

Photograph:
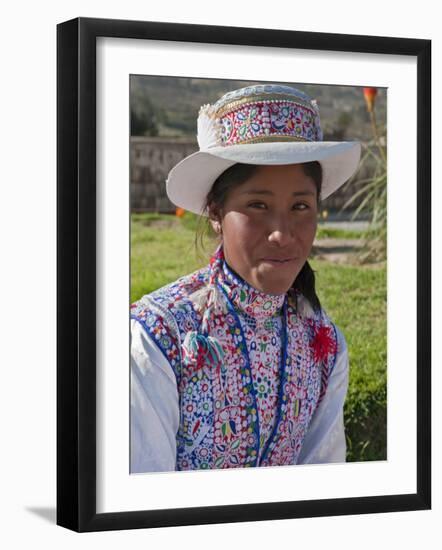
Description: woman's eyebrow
240,189,316,197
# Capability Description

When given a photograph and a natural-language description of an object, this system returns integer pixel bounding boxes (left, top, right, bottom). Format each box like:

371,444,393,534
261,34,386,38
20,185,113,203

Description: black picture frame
56,16,431,532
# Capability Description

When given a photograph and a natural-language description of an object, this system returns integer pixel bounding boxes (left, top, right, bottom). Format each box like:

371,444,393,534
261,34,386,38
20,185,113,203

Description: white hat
166,84,361,215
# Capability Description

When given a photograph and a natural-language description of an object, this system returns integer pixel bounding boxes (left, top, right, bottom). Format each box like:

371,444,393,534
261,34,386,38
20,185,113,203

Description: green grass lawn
131,212,387,462
316,226,365,240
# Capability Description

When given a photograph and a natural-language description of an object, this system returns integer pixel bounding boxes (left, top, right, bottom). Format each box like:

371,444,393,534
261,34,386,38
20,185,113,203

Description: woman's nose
267,218,296,247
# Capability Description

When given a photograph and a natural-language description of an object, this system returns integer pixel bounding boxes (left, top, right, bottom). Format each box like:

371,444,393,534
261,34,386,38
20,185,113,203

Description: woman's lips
261,257,297,265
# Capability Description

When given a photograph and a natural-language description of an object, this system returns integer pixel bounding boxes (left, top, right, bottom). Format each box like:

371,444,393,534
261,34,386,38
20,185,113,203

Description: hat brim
166,141,361,216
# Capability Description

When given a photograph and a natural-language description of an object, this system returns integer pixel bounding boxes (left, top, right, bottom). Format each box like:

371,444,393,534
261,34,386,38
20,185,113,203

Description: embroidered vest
131,253,338,470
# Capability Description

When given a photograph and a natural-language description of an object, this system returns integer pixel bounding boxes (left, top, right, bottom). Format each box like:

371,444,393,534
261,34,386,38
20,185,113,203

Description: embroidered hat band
198,85,323,148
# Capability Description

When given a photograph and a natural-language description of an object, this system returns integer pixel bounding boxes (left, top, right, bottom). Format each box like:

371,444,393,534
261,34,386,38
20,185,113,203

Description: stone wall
131,137,197,213
130,136,371,217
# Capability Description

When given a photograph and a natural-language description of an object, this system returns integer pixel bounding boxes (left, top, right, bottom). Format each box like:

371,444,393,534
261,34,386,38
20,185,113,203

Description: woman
130,83,361,472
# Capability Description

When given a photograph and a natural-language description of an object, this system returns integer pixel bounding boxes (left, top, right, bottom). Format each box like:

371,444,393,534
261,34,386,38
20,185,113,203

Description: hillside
130,75,387,142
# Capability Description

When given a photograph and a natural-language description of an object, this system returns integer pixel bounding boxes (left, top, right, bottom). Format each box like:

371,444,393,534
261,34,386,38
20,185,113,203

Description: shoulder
130,266,211,377
130,264,210,320
290,290,334,327
311,309,348,403
318,306,347,363
333,324,348,357
130,265,214,361
293,291,347,367
319,314,348,382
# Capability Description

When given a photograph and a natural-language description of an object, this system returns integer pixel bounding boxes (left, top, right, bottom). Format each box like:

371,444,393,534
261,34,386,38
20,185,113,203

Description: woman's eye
247,202,310,211
293,203,309,210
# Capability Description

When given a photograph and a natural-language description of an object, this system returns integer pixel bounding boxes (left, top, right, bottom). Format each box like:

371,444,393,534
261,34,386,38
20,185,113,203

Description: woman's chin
255,266,301,295
257,271,298,294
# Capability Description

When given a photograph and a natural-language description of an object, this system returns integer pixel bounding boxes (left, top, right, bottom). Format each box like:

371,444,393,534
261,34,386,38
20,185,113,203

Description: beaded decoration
131,244,340,470
197,84,323,150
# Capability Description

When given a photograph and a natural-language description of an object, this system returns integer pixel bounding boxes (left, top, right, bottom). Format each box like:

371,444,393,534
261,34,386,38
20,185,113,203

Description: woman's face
212,164,318,295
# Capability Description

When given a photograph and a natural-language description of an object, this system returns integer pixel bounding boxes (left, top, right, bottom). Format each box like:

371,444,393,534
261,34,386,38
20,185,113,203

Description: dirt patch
313,238,384,268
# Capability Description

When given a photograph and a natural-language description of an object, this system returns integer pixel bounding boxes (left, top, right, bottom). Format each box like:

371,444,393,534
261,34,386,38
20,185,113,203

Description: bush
344,367,387,461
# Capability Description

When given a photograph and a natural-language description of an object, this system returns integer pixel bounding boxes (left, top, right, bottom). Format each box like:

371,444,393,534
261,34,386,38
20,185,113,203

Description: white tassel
197,104,223,150
189,286,211,313
296,293,316,320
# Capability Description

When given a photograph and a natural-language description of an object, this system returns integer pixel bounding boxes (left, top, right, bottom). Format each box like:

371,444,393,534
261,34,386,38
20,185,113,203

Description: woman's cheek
295,215,317,238
224,212,258,237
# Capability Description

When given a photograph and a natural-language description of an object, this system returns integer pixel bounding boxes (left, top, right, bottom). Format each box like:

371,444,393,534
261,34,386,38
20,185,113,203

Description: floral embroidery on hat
219,99,321,146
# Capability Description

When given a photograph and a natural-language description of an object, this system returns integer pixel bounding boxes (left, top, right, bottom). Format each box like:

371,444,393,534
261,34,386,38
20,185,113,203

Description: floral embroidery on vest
130,244,338,469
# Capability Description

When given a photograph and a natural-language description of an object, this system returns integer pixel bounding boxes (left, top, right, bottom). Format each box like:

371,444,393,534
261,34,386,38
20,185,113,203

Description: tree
130,86,160,136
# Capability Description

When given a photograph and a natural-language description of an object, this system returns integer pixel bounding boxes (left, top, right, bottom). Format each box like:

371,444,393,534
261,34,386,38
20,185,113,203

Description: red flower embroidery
309,323,337,363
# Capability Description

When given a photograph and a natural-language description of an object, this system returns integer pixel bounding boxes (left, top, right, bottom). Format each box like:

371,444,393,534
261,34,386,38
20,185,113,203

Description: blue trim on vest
328,322,339,378
326,322,339,394
316,320,339,407
130,314,182,385
259,297,289,465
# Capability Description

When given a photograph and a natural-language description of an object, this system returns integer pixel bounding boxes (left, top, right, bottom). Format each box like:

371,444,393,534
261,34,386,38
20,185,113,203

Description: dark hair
195,161,323,313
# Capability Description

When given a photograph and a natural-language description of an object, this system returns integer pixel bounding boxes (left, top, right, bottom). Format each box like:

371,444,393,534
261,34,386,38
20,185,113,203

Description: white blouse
130,318,349,473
